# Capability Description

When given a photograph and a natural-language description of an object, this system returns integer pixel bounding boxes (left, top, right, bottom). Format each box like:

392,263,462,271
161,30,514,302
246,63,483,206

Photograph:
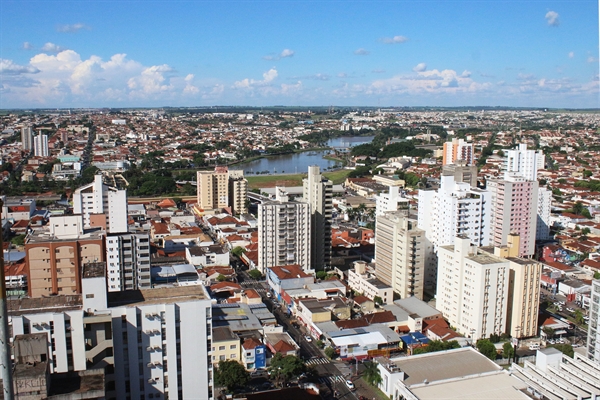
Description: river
231,135,374,175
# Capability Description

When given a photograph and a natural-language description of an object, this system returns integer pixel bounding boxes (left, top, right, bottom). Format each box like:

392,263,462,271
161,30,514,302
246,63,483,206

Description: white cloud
23,42,33,50
263,49,295,60
412,63,427,72
354,48,370,56
381,35,408,44
372,69,385,74
461,70,471,78
0,59,40,75
369,68,490,95
41,42,67,53
545,11,559,26
57,23,89,33
234,68,278,89
587,56,598,63
568,52,574,58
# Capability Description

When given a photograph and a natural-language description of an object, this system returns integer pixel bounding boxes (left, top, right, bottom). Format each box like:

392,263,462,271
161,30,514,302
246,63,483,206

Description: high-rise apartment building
482,235,542,338
303,166,333,270
375,211,426,300
375,186,410,217
106,233,151,292
258,188,311,273
73,174,128,233
441,160,478,187
21,126,33,152
537,186,552,241
487,176,538,257
25,215,105,297
588,279,600,362
197,166,229,211
228,169,248,215
33,133,48,157
505,144,545,181
436,236,509,341
442,138,474,166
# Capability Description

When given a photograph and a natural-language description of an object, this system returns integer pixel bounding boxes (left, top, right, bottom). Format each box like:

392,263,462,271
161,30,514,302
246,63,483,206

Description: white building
106,233,151,292
347,261,393,305
303,166,333,270
33,134,48,157
536,187,552,241
258,188,311,273
505,144,545,181
436,236,509,340
375,211,426,300
588,279,600,362
376,186,409,217
73,174,128,233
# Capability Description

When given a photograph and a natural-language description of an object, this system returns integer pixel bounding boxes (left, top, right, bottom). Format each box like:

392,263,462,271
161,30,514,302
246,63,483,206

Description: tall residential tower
303,166,333,270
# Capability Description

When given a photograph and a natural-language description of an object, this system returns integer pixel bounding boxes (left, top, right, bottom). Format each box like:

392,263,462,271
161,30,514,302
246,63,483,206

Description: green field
246,169,350,188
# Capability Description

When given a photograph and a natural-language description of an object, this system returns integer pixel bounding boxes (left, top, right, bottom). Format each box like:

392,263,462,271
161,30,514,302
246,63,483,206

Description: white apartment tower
258,188,311,273
537,186,552,241
21,126,33,152
197,166,229,211
588,279,600,362
436,236,509,341
375,186,410,217
106,233,151,292
33,133,48,157
375,211,426,300
487,176,538,257
228,169,248,215
505,144,545,181
73,174,128,233
303,166,333,270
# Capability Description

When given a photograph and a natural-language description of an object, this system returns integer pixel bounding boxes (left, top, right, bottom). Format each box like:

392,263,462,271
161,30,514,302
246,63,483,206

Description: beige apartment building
229,169,248,215
375,211,426,300
25,215,105,298
197,166,230,210
211,326,241,364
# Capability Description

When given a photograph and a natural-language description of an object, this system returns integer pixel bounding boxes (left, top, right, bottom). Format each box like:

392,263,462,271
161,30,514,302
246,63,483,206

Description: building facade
303,166,333,270
487,176,538,257
588,279,600,362
21,126,33,152
442,138,474,166
436,236,509,341
197,166,229,211
33,134,48,157
505,144,545,182
73,174,128,233
258,189,311,273
375,211,426,300
106,233,151,292
228,169,248,215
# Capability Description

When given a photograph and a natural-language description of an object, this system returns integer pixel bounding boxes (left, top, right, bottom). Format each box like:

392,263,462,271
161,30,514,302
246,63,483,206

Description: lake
232,135,374,175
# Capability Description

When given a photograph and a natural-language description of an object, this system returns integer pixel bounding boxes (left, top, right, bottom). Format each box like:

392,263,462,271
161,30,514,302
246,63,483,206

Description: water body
232,136,374,175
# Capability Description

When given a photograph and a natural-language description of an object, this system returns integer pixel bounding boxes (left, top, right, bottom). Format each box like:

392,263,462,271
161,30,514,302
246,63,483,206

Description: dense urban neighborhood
1,107,600,400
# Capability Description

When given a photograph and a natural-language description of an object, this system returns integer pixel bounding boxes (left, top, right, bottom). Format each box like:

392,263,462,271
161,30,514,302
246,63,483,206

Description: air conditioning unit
153,346,162,351
147,362,154,368
146,346,153,352
145,313,153,319
153,361,161,366
148,378,155,384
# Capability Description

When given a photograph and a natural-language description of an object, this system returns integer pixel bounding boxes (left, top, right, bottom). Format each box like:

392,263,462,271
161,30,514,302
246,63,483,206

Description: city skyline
1,0,598,109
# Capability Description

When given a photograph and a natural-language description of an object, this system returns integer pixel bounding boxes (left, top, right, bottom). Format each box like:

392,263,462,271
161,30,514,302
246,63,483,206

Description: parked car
529,343,540,350
305,335,313,342
346,380,355,390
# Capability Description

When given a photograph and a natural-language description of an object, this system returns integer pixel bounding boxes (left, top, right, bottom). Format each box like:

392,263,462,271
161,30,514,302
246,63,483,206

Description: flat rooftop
391,347,500,386
107,285,206,307
8,295,82,316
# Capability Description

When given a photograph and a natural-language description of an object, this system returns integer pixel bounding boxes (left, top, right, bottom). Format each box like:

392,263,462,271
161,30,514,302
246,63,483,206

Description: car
345,380,355,390
547,339,555,344
266,292,272,298
529,343,540,350
305,335,313,342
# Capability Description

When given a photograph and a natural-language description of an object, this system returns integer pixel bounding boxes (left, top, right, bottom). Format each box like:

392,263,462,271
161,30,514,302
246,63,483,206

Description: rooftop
107,285,207,307
8,295,82,316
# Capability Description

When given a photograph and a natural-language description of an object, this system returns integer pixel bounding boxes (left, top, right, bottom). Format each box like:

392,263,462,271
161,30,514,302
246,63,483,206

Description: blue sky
1,0,598,108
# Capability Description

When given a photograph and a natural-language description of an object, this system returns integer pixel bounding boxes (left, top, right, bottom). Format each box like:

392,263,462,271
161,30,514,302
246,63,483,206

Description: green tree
594,271,600,279
315,340,324,349
572,201,584,216
362,361,382,387
324,346,336,359
216,274,227,282
231,246,246,257
502,342,515,360
412,340,460,355
476,339,497,360
214,360,250,392
581,227,591,236
373,296,383,305
574,309,585,326
248,269,263,280
316,271,328,280
547,344,574,358
268,353,305,385
10,234,26,246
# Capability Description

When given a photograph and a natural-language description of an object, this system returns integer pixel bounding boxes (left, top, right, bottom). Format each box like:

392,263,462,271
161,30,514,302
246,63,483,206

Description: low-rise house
347,261,393,305
242,337,267,370
212,326,241,364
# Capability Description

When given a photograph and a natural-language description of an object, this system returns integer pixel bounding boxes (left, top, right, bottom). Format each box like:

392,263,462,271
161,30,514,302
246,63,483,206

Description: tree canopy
412,340,460,355
214,360,250,391
476,339,497,360
268,353,305,383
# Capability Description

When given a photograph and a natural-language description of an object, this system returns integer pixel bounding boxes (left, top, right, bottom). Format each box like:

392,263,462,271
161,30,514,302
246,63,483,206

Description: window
230,345,236,349
219,346,225,351
230,354,237,359
219,355,226,361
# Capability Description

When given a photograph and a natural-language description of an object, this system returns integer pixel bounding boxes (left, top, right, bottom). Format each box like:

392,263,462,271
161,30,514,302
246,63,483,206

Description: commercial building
25,215,105,298
197,166,229,211
303,166,333,270
375,211,426,300
436,236,509,341
588,278,600,362
487,176,538,257
106,233,151,292
73,174,128,234
258,188,311,273
442,138,474,166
